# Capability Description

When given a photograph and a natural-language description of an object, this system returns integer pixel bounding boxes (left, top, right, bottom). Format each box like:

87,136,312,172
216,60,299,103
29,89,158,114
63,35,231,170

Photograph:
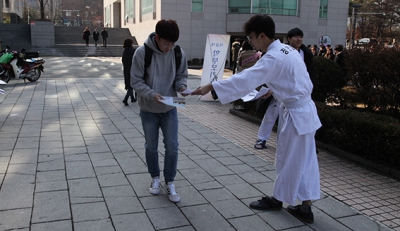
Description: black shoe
286,205,314,224
249,196,282,210
131,97,136,103
122,100,128,106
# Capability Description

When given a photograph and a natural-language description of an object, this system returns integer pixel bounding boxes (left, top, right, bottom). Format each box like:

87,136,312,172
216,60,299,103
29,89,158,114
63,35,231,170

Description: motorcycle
0,49,45,83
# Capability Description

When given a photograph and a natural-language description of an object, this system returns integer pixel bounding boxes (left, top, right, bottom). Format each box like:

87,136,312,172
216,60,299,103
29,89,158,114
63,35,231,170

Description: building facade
2,0,23,23
103,0,349,61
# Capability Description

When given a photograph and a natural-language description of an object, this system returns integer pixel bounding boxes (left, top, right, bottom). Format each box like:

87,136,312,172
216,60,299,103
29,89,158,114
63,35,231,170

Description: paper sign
159,97,186,108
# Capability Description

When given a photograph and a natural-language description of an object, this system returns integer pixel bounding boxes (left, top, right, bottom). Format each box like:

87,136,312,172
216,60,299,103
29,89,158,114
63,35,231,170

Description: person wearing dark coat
101,28,109,47
83,27,91,46
122,38,137,106
92,27,100,47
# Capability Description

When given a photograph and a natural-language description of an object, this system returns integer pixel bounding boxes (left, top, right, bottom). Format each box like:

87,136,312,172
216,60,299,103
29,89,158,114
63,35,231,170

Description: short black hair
334,44,344,52
287,27,304,38
123,38,133,48
244,15,275,39
156,19,180,42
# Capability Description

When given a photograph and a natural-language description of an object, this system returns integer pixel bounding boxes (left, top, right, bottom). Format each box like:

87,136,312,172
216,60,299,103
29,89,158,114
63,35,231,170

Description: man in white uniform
192,15,322,224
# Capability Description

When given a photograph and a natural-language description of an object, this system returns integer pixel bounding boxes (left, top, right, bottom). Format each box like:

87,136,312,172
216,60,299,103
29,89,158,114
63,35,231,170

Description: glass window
142,0,153,15
228,0,251,14
5,0,10,8
319,0,328,18
229,0,297,16
125,0,135,23
192,0,203,12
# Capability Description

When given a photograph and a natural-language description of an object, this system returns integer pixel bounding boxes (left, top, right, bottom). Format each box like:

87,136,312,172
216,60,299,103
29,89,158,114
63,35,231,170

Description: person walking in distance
101,28,109,47
192,15,321,224
231,38,241,74
82,27,91,47
122,38,136,106
92,27,100,47
130,19,189,203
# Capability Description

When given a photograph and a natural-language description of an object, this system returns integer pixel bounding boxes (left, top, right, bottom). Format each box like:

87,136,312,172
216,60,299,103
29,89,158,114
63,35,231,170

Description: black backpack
143,44,182,78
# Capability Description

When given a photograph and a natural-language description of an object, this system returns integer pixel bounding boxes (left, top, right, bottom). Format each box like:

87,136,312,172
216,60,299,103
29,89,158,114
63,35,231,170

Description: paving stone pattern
0,57,397,230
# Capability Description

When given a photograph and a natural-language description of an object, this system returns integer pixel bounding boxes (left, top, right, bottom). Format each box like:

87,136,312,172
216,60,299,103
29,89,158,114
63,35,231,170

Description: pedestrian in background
231,38,241,74
92,27,100,47
82,27,91,47
101,28,109,47
122,38,137,106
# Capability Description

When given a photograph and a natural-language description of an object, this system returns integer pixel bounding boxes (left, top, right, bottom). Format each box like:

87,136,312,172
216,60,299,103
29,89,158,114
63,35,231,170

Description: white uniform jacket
213,40,322,135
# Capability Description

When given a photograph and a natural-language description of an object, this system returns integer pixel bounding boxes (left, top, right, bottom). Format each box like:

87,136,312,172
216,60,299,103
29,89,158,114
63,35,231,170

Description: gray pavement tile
284,226,315,231
338,214,393,231
74,218,114,231
206,150,233,158
0,208,31,230
113,213,154,231
31,190,71,223
38,147,65,155
36,170,66,183
113,151,138,159
258,209,304,230
87,144,111,153
39,140,63,149
9,149,38,164
228,215,275,231
303,207,353,231
225,182,264,199
194,158,234,176
115,156,148,174
211,198,254,219
192,180,223,191
239,171,273,184
108,142,134,152
97,172,130,187
0,160,9,174
7,163,37,175
94,165,123,175
163,226,195,231
31,220,72,231
313,196,359,219
35,180,68,192
187,154,211,160
254,164,277,172
40,134,62,142
105,196,144,215
37,158,65,171
0,138,17,150
139,194,176,210
200,188,236,202
179,168,214,184
38,153,64,163
91,158,119,168
65,153,90,162
226,163,255,174
215,174,247,185
181,204,235,231
66,161,96,179
71,202,109,222
216,144,252,156
126,173,152,197
68,178,103,204
147,206,190,230
262,170,277,181
63,140,86,148
177,159,198,170
0,149,12,157
215,156,244,165
252,181,276,197
237,154,270,168
179,145,207,156
175,185,208,207
64,147,88,155
102,185,136,197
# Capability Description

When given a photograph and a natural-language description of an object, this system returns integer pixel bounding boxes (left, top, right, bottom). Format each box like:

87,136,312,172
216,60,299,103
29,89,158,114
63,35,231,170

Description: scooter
0,49,45,83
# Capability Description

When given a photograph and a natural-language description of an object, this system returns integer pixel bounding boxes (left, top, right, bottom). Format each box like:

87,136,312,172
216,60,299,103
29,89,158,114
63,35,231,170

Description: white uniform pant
272,116,320,205
257,98,279,140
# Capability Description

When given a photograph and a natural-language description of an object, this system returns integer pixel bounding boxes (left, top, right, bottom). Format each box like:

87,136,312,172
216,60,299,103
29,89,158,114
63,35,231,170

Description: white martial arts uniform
212,40,322,205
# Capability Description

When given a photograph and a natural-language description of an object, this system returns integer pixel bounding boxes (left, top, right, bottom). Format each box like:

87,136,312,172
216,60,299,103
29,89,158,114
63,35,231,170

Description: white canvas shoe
165,182,180,203
149,178,161,195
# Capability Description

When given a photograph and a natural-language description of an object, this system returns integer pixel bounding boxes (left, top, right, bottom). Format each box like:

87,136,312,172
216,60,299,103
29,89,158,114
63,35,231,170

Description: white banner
199,34,230,101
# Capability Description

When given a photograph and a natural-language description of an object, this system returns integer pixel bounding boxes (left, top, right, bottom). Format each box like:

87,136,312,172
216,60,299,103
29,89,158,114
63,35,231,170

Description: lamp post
351,4,362,48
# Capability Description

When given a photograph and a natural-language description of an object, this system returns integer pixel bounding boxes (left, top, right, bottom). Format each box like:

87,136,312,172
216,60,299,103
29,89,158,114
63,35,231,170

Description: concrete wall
31,21,55,47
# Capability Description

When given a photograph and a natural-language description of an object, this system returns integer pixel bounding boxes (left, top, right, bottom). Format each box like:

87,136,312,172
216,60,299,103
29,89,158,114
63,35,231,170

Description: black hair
156,19,180,42
123,38,133,48
244,15,275,39
287,27,303,38
334,44,344,52
242,40,253,50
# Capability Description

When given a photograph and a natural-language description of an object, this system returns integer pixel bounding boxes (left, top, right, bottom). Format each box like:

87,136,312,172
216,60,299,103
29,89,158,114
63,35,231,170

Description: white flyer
241,86,270,102
159,96,186,108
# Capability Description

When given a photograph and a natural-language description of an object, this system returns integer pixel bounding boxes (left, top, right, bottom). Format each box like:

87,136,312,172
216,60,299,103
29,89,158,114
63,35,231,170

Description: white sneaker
149,178,161,195
166,182,180,203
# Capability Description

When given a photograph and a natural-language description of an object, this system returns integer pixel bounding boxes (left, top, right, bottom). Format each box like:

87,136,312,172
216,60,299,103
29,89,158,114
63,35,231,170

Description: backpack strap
143,44,182,78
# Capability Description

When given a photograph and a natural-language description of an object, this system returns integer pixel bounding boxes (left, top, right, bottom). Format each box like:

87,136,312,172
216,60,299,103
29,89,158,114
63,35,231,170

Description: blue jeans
140,108,179,183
